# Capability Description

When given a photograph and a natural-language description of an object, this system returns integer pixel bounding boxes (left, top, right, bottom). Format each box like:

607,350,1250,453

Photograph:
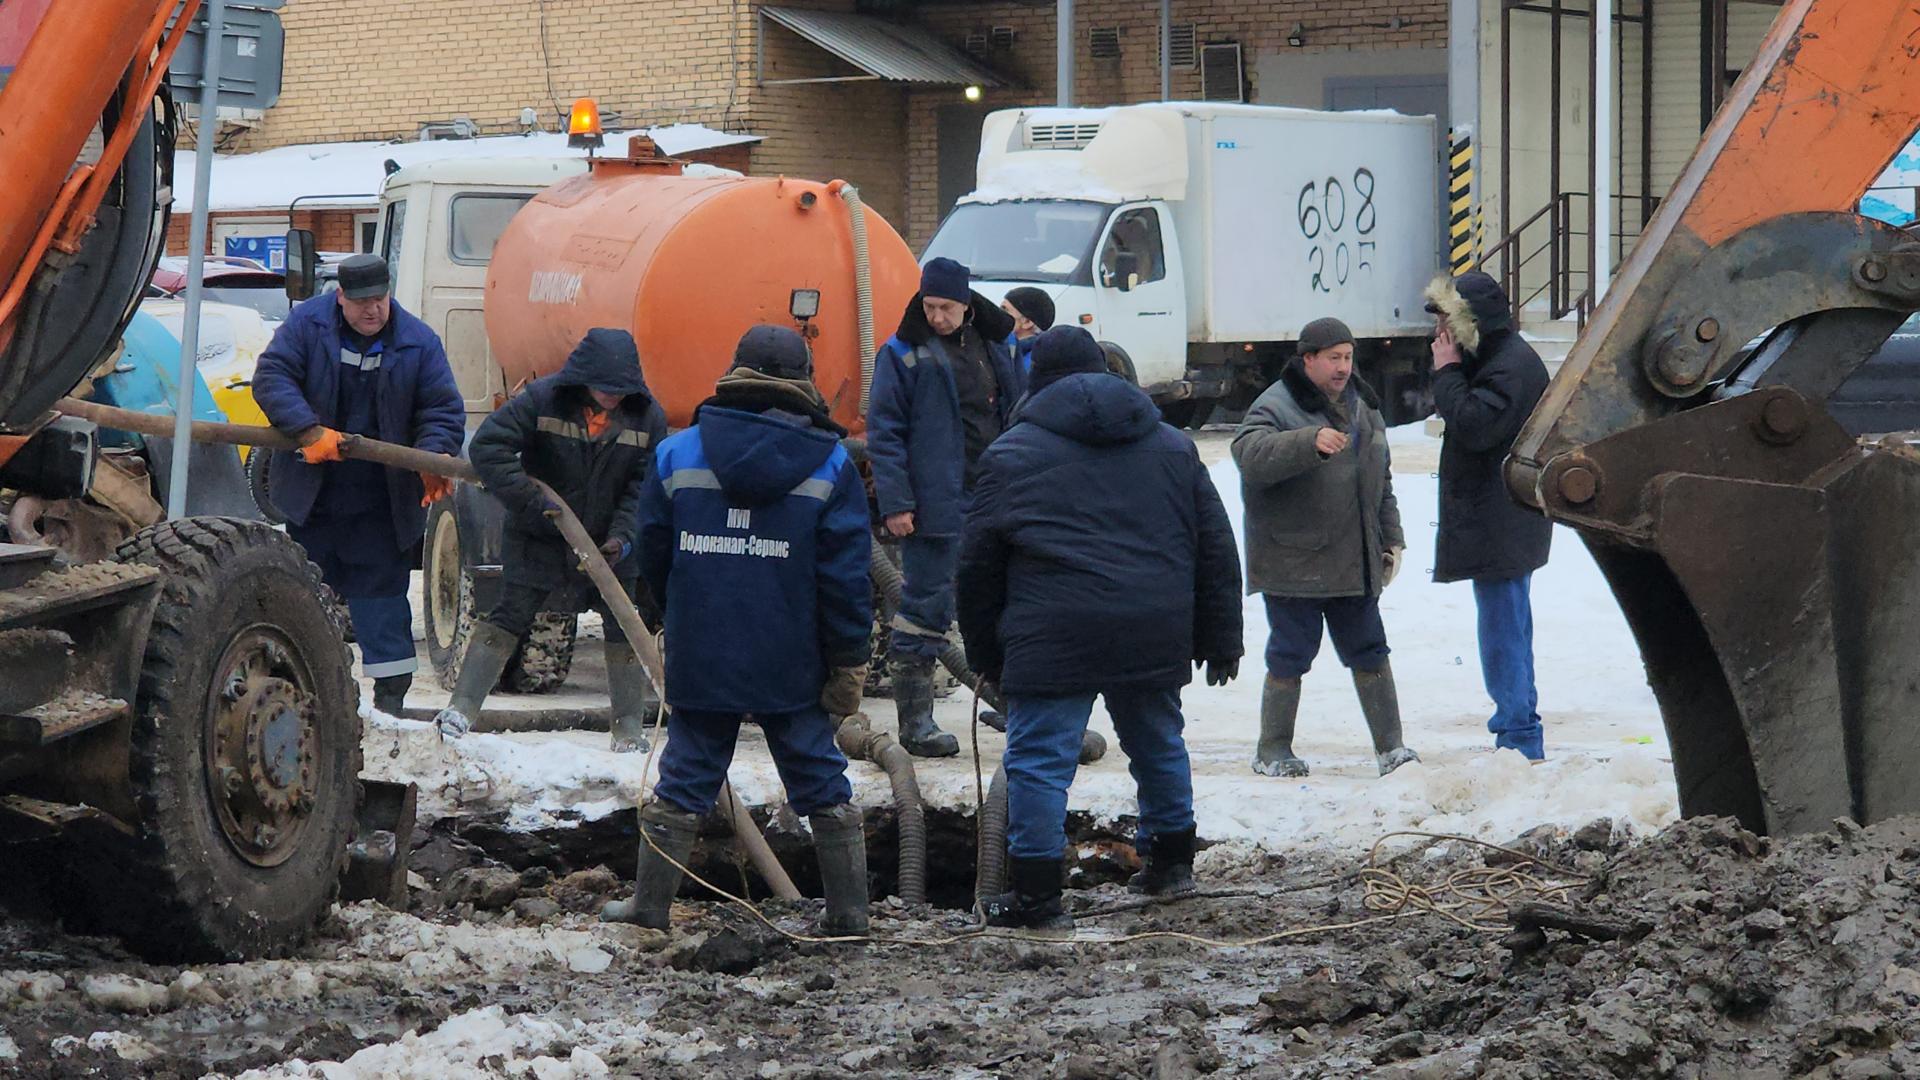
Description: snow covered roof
173,126,762,212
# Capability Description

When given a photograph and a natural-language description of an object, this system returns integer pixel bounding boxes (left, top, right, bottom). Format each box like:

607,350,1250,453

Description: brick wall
162,208,361,258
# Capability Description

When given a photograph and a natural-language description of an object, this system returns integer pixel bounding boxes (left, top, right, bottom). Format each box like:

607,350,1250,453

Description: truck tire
246,449,287,525
105,518,360,961
423,500,576,694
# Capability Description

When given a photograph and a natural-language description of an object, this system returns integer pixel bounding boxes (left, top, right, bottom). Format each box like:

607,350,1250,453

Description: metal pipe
1642,0,1654,228
1056,0,1074,107
1499,0,1512,281
170,0,227,519
1594,0,1613,304
1549,0,1562,316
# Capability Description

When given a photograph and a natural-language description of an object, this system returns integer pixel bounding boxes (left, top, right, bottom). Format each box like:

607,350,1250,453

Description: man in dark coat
435,328,669,751
957,326,1243,933
1425,271,1554,760
253,254,465,715
603,326,871,936
1233,317,1419,779
1001,286,1056,374
867,256,1024,758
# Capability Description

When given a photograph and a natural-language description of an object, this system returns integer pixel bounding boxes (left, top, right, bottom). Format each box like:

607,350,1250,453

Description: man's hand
419,473,454,507
297,426,345,463
1382,544,1405,587
820,664,868,717
1313,427,1350,457
1200,657,1239,686
599,537,632,564
1431,325,1463,372
884,511,915,538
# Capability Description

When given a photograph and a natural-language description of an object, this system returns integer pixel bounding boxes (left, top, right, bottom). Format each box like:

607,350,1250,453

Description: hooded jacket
469,328,668,594
956,372,1243,696
1233,359,1402,598
253,292,465,545
639,397,872,714
1426,272,1553,582
866,291,1024,536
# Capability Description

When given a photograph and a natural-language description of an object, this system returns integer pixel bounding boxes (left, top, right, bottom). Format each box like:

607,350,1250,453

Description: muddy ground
5,811,1920,1078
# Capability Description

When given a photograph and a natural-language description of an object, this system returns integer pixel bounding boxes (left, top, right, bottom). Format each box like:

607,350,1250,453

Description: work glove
521,496,564,537
820,663,868,718
1382,544,1405,587
297,426,345,463
1200,657,1239,687
598,537,632,564
419,473,454,507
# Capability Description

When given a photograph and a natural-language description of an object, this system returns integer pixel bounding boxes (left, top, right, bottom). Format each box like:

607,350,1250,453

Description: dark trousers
290,512,416,678
484,580,634,644
1474,573,1542,759
653,706,853,817
889,533,959,659
1261,594,1390,680
1003,687,1194,860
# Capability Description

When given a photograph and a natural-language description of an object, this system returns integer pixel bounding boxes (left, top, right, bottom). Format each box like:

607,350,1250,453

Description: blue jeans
1474,574,1542,759
1262,594,1390,679
1004,687,1194,860
653,705,853,816
889,534,958,659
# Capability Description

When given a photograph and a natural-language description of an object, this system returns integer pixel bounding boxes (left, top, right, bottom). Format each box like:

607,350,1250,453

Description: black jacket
956,372,1243,696
470,329,669,594
1427,273,1553,583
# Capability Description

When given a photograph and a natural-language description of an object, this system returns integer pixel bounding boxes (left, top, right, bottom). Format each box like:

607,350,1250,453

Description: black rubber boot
891,655,958,758
983,856,1074,936
809,802,871,936
601,802,700,929
1253,676,1310,777
1127,827,1198,897
372,674,412,716
1355,662,1420,776
605,641,655,754
433,621,517,738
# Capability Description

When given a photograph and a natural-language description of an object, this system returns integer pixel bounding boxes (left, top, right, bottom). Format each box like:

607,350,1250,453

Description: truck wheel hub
209,629,317,867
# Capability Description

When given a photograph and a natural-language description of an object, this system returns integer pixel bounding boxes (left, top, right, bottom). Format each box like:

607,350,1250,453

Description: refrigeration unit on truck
923,103,1444,426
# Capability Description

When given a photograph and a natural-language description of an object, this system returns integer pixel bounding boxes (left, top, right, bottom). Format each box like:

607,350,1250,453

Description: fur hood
1423,271,1514,355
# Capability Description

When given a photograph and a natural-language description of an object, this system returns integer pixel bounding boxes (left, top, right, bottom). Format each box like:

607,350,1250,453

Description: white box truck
922,103,1444,425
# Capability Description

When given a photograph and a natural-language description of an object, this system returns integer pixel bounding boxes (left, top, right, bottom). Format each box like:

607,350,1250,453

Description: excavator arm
1507,0,1920,834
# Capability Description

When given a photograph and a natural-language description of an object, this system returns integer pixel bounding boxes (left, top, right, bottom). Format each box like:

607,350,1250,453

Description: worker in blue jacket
867,257,1023,758
603,325,872,936
1000,286,1056,375
253,254,465,715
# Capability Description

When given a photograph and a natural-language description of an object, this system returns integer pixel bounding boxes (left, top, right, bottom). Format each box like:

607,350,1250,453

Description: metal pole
1057,0,1074,107
1594,0,1613,302
1159,0,1171,101
170,0,226,519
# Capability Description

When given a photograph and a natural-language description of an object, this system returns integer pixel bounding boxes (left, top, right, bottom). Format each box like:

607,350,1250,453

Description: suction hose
974,764,1009,906
830,181,876,413
835,715,927,907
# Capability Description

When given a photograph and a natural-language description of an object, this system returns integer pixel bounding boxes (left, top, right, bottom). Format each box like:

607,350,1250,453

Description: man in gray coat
1232,317,1419,778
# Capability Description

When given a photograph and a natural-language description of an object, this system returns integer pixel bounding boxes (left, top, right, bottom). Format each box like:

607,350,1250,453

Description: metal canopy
759,7,1005,87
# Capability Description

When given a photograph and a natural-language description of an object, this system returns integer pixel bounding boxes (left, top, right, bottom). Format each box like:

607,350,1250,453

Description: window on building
449,194,532,264
1099,208,1165,288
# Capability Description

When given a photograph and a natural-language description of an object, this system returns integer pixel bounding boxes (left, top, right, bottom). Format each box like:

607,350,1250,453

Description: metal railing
1476,192,1658,332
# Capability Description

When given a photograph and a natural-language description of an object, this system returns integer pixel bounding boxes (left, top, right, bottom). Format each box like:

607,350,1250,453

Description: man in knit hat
1000,286,1056,374
1232,317,1419,779
867,257,1025,757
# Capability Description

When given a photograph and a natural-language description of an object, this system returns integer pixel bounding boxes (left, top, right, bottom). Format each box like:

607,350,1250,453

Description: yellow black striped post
1448,130,1475,274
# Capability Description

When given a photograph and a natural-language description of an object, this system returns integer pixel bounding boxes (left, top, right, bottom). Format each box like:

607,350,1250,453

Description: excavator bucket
1505,0,1920,834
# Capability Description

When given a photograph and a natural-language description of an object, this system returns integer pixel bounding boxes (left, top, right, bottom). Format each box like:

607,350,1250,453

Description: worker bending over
435,328,668,751
253,254,464,715
959,327,1243,933
603,326,872,935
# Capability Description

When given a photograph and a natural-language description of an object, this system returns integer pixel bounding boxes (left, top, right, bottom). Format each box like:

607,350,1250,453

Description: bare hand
1431,325,1462,371
1313,427,1350,456
885,511,915,538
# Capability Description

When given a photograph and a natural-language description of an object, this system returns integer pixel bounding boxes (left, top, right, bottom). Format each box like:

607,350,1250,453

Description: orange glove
297,426,345,463
419,473,454,507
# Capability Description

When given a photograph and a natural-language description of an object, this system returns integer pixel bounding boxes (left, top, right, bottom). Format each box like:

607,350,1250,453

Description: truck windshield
923,200,1109,285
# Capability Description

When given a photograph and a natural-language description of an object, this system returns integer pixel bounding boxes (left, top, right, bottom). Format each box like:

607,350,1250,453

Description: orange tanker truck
282,125,920,692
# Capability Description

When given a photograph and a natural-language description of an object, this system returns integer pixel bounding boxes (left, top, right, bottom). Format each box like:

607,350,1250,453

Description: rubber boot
372,674,411,716
1355,662,1421,776
890,655,958,758
809,802,871,937
601,801,700,929
982,856,1074,936
1127,827,1198,897
1252,676,1310,777
605,641,655,754
433,621,516,739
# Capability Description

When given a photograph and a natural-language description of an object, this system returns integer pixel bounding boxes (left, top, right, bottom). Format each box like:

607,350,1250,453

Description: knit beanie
1027,326,1108,392
1003,286,1056,332
919,257,972,304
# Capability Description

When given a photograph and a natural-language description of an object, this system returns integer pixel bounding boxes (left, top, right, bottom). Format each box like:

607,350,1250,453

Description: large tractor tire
423,500,575,694
104,518,360,961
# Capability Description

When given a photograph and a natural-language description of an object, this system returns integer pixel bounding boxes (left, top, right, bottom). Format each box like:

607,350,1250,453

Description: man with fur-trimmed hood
1424,271,1554,760
1232,317,1420,779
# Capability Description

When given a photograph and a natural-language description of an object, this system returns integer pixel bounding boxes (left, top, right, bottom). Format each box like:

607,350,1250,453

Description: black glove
1200,657,1239,687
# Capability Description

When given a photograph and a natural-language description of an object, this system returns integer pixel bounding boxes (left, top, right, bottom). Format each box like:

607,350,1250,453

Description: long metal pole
170,0,226,519
1159,0,1171,100
1594,0,1613,302
1057,0,1074,106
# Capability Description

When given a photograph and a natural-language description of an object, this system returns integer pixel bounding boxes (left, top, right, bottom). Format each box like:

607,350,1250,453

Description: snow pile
362,717,654,828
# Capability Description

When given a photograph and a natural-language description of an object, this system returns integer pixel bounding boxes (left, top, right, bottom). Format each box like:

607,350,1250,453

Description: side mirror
284,228,318,301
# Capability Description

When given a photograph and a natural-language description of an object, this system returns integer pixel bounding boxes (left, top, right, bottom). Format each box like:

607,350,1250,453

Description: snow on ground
365,426,1677,853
